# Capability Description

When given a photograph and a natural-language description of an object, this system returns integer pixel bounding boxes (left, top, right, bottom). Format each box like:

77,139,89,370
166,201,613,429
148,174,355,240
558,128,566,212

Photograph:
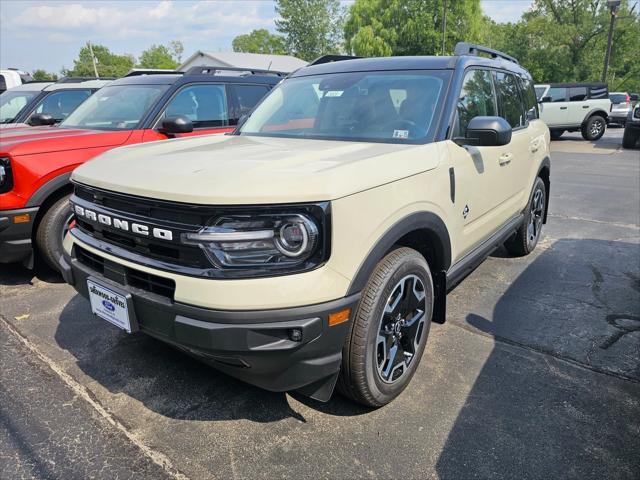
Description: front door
449,68,515,256
539,86,568,127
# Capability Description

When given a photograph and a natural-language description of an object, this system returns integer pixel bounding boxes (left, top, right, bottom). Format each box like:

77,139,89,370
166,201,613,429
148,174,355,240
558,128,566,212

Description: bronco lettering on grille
72,203,174,241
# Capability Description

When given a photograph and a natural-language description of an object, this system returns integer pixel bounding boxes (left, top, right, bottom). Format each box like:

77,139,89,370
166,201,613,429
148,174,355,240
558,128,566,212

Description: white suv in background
536,82,611,140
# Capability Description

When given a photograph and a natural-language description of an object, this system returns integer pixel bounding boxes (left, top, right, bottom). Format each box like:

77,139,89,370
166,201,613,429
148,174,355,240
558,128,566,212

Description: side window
494,71,525,129
589,86,608,99
569,87,587,101
0,75,6,93
519,76,539,121
33,90,92,121
454,69,496,137
234,84,269,118
547,87,567,102
162,84,228,128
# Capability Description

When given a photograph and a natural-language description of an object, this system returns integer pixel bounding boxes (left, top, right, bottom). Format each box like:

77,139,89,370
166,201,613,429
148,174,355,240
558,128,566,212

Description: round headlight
275,216,317,258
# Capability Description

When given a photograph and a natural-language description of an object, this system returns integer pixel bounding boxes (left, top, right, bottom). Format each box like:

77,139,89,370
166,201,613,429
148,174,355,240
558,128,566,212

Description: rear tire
505,177,546,257
35,194,72,272
581,115,606,141
622,127,639,149
337,247,433,407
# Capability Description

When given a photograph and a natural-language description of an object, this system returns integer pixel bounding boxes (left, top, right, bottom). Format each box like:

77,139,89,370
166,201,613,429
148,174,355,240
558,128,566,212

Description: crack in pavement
447,320,640,385
0,314,191,480
547,213,640,230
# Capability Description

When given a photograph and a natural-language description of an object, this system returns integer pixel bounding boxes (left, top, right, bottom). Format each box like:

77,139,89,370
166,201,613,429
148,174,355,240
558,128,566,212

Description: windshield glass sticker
393,129,409,139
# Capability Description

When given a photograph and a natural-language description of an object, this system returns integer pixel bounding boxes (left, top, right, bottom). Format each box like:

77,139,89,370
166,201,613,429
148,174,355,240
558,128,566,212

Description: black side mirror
540,96,552,103
29,113,57,126
158,115,193,135
455,116,512,147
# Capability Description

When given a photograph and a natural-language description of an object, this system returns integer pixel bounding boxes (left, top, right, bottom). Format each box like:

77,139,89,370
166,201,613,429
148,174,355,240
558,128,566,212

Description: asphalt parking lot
1,128,639,480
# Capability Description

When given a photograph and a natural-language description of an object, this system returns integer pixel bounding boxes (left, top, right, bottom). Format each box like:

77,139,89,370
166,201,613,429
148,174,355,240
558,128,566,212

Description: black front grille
75,245,176,300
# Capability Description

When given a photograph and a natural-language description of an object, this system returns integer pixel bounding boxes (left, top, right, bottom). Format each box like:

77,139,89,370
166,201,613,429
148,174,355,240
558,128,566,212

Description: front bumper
0,207,38,264
60,247,360,400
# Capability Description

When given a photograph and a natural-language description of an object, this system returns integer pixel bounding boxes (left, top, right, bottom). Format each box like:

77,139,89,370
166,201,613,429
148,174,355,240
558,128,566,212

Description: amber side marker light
13,214,30,224
329,308,351,327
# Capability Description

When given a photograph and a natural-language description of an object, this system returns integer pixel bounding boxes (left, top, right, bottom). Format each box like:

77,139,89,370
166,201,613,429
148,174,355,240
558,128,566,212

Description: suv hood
72,134,443,204
0,127,133,157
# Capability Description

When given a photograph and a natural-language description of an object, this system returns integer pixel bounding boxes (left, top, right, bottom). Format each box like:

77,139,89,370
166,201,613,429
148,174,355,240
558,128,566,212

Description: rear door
539,86,569,126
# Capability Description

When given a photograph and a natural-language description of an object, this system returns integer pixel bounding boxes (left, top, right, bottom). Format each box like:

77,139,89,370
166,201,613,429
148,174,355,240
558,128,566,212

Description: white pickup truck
0,69,34,93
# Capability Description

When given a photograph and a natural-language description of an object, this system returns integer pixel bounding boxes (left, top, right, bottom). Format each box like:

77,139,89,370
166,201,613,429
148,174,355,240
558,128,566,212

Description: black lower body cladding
60,248,360,401
0,207,38,265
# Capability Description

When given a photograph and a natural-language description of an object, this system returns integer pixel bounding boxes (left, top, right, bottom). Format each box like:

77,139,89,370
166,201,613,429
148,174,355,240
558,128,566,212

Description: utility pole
601,0,621,83
87,41,99,78
442,0,448,55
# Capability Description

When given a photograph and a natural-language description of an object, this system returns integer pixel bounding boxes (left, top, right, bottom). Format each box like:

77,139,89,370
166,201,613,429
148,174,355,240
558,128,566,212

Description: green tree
63,43,135,78
275,0,344,60
232,29,287,54
137,44,179,69
487,0,640,91
169,40,184,64
344,0,486,57
32,69,58,81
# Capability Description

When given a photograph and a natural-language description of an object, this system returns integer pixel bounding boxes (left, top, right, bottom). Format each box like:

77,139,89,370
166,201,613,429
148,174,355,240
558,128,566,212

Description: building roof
179,51,307,73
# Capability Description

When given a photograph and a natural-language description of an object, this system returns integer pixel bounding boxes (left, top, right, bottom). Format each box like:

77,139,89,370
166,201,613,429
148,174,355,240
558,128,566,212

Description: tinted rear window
609,94,627,104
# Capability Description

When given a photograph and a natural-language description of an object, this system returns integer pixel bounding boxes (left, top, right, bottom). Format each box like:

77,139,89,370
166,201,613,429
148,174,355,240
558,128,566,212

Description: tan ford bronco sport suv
60,43,551,407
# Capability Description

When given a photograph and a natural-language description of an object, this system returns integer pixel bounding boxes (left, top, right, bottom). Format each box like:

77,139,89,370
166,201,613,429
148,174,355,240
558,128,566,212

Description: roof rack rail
55,76,115,83
454,42,518,64
124,69,183,77
309,55,361,66
185,66,288,77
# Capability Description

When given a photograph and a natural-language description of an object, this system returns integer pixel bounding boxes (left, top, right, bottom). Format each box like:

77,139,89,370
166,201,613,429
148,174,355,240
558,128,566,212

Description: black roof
291,54,532,79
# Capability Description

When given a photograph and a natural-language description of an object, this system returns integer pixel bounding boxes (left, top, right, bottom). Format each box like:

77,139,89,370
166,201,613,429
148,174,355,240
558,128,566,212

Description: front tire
35,194,73,272
505,177,546,257
581,115,606,141
622,127,639,149
338,247,433,407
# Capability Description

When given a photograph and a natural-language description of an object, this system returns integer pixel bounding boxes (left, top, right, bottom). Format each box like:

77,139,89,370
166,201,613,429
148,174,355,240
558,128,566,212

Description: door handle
582,105,589,109
499,153,513,166
560,106,568,110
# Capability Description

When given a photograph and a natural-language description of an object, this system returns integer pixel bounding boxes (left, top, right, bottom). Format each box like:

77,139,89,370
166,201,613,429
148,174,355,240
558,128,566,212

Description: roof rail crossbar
309,55,361,66
55,76,115,83
124,69,183,77
184,66,288,77
454,42,518,64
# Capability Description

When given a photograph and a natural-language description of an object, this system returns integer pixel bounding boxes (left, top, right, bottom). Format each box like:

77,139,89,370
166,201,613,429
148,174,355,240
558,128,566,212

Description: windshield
61,84,168,130
0,90,39,123
534,86,546,100
239,70,450,143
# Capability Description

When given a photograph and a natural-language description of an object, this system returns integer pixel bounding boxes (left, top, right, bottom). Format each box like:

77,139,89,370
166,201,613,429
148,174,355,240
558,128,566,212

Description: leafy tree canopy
344,0,486,56
63,43,134,78
485,0,640,92
275,0,344,61
233,29,287,54
137,44,180,69
32,69,58,81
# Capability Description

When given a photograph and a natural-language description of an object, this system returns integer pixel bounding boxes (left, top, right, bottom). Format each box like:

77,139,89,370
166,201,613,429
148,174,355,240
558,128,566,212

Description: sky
0,0,534,73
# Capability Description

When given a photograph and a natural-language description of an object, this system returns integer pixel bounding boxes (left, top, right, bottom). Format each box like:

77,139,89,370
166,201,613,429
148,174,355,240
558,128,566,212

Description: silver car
609,92,632,125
